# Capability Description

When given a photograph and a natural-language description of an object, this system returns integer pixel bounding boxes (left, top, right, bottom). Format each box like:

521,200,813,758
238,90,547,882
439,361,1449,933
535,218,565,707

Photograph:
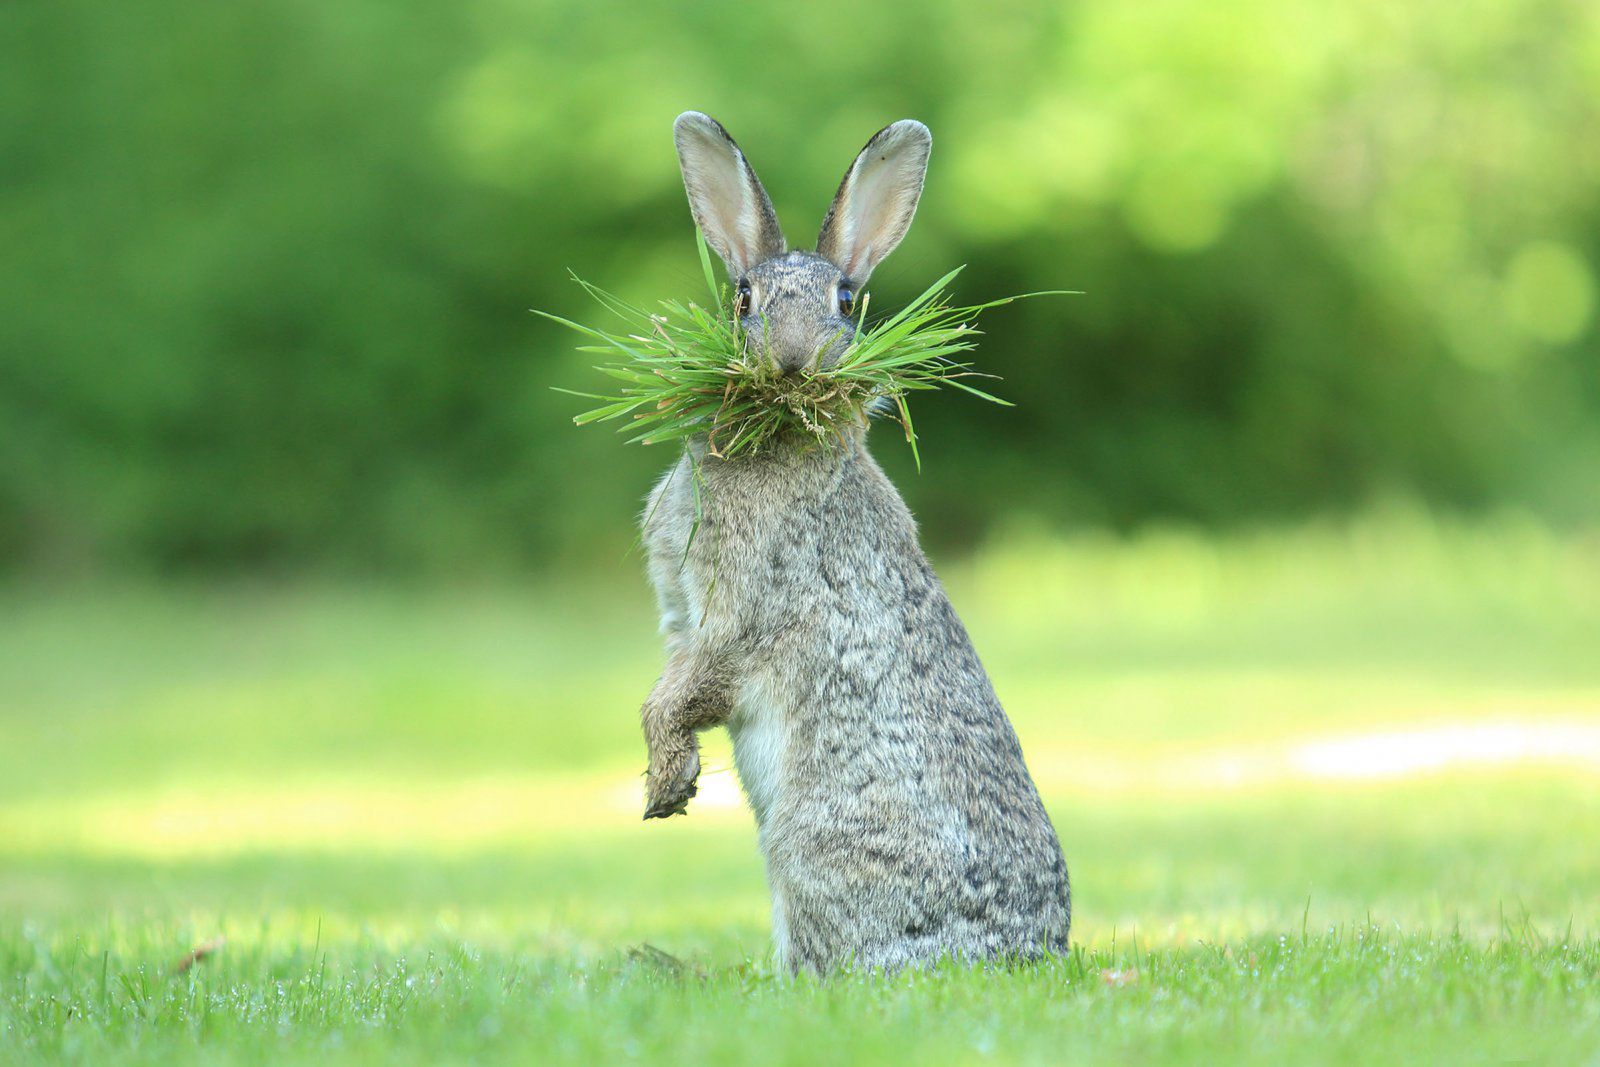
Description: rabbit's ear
816,120,932,283
673,112,785,276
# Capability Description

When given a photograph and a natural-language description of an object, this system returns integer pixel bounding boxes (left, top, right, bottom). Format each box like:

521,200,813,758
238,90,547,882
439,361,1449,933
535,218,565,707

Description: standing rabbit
639,112,1070,973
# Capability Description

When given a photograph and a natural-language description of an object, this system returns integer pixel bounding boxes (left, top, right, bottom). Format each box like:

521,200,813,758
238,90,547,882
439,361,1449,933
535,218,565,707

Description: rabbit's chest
643,461,801,619
728,670,790,826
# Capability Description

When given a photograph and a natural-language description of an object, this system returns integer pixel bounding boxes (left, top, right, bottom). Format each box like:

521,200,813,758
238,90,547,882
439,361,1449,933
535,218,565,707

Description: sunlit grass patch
3,511,1596,807
4,774,1597,941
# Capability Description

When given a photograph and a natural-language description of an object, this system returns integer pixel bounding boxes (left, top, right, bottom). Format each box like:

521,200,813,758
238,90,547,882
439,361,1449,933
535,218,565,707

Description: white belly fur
728,672,788,827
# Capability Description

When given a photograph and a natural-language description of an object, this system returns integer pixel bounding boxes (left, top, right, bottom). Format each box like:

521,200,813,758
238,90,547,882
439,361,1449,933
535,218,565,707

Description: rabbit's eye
837,285,855,317
734,281,752,318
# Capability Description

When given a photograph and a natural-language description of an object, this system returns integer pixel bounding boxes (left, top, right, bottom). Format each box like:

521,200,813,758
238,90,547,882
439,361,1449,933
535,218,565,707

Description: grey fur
643,115,1070,974
740,250,852,375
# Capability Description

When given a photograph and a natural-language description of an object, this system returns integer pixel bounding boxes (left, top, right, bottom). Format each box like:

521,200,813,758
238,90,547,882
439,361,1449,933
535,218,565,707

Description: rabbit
637,111,1070,974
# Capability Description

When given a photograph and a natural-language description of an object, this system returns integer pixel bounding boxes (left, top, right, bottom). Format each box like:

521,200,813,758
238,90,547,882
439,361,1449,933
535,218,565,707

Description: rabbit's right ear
673,112,786,277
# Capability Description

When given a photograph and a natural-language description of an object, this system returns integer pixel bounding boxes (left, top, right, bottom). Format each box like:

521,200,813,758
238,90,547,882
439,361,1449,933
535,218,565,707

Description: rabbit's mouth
751,324,851,378
776,342,827,377
752,334,844,383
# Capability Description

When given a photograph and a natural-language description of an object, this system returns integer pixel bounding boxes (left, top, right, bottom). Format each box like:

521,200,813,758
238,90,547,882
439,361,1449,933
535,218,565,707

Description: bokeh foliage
3,0,1598,573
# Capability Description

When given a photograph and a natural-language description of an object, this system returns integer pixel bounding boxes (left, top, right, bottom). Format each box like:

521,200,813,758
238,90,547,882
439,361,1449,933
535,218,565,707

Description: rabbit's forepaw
644,746,700,820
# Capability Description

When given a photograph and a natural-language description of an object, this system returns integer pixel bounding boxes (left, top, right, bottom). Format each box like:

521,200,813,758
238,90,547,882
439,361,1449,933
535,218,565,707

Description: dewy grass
541,235,1069,470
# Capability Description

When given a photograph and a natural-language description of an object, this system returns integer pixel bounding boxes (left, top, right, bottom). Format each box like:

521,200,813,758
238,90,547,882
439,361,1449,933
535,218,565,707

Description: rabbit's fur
640,112,1070,973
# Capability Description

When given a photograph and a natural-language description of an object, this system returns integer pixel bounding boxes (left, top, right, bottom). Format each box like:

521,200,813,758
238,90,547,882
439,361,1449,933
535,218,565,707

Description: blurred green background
3,3,1600,1060
4,0,1599,574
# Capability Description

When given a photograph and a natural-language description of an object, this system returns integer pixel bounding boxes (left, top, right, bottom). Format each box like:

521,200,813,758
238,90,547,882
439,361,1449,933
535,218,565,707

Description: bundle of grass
542,236,1064,469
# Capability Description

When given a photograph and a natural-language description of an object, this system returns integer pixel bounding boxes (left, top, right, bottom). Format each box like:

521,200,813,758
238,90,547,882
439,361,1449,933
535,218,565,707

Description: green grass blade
546,244,1069,466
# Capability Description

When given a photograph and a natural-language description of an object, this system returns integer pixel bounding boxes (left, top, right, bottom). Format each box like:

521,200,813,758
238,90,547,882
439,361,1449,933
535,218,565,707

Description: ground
3,511,1599,1063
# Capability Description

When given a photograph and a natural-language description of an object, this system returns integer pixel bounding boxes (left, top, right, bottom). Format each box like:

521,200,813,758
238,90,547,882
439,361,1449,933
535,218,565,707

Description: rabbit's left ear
816,120,932,283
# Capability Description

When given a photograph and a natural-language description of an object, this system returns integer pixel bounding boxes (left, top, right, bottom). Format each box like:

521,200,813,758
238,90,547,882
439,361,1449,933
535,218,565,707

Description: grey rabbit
639,111,1070,973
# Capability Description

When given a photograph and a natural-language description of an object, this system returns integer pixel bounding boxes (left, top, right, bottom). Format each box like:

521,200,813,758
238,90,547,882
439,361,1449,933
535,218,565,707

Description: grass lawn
3,512,1599,1063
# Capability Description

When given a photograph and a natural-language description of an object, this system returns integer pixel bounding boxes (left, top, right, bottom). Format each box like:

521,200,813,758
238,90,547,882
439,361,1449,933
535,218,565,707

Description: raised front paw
643,746,700,820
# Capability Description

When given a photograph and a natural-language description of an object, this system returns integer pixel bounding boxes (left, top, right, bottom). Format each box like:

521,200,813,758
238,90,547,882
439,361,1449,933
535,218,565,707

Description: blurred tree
1,0,1596,574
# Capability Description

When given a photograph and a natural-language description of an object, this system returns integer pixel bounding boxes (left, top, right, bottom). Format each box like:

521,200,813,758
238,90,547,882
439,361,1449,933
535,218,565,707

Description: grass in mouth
540,234,1069,470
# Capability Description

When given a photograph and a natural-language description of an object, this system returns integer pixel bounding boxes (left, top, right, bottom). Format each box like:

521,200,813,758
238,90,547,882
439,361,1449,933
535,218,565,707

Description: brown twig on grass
172,937,225,975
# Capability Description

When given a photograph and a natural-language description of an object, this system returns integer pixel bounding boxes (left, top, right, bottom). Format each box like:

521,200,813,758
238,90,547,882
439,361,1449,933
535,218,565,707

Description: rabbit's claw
644,748,700,820
643,790,693,820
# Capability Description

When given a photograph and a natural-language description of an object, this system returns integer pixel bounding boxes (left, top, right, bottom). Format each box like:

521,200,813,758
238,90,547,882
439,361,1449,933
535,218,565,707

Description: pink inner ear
676,120,782,273
681,134,754,256
845,161,909,266
827,125,929,281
